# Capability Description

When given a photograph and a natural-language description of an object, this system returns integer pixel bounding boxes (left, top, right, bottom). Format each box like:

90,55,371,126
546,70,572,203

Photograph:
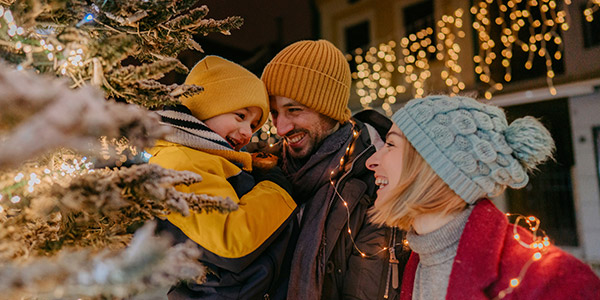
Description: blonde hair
369,138,467,230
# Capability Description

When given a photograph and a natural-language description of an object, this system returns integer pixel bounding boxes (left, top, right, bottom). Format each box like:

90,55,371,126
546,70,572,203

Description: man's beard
283,129,315,161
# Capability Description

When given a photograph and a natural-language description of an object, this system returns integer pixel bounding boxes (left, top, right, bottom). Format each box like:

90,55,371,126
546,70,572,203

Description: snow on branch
0,65,170,170
0,163,238,260
0,1,243,107
0,222,206,299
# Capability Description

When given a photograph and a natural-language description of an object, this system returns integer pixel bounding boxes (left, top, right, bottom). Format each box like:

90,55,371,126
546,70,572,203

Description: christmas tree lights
0,0,241,107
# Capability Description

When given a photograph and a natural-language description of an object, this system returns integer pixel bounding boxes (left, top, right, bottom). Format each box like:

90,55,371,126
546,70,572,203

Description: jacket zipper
335,143,399,299
384,227,399,299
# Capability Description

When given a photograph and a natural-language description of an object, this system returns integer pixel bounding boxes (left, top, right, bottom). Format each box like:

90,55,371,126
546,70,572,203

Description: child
148,56,297,299
365,95,600,299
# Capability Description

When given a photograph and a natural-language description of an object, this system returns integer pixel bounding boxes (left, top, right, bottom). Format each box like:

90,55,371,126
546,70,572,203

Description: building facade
316,0,600,270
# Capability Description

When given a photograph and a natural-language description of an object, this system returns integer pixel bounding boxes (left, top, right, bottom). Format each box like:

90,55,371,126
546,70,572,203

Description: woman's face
366,124,407,202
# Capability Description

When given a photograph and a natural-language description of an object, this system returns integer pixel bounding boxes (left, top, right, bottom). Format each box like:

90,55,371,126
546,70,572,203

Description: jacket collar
446,199,507,297
155,105,252,171
400,199,507,299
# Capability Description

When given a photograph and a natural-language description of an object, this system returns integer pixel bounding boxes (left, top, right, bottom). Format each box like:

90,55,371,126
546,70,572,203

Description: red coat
400,199,600,299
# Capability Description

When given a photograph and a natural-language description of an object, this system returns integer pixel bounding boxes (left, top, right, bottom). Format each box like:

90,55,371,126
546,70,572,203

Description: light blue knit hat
392,95,555,204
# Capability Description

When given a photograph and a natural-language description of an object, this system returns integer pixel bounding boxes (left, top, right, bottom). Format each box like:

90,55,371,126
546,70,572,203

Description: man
261,39,410,300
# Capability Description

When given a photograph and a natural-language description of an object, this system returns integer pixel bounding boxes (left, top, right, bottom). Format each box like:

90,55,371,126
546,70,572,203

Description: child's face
204,107,262,151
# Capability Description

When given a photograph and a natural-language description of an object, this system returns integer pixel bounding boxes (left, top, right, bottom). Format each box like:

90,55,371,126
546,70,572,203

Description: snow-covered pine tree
0,0,243,298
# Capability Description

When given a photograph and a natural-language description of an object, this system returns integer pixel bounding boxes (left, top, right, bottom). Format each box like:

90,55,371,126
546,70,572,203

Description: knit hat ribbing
261,40,352,123
181,56,269,131
392,95,555,204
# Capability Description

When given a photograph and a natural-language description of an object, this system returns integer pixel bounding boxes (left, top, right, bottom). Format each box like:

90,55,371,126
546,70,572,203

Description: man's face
269,96,338,159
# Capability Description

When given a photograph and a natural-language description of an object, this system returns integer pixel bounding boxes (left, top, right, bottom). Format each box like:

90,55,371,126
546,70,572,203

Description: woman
365,95,600,299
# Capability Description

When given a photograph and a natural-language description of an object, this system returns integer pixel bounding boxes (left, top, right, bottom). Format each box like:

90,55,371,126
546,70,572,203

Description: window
403,0,435,36
582,6,600,48
482,1,565,83
403,0,435,59
593,126,600,199
344,20,371,53
504,98,578,246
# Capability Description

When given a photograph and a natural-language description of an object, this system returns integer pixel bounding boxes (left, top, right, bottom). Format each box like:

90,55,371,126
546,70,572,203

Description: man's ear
353,110,392,141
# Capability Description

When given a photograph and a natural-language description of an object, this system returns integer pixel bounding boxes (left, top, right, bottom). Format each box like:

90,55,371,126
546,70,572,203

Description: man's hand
252,166,293,196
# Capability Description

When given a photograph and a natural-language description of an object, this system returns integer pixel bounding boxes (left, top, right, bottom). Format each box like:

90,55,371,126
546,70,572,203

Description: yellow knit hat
181,56,269,132
261,40,352,123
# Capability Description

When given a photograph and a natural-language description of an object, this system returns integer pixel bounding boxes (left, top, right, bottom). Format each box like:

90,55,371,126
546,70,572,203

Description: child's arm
150,147,296,273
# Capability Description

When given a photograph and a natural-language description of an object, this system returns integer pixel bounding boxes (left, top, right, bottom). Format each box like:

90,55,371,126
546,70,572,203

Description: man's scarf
284,122,354,300
155,105,252,171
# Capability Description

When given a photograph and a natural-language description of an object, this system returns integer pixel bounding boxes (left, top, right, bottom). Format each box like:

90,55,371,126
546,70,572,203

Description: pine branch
163,6,209,30
195,16,245,36
53,163,238,217
0,164,237,259
0,1,244,107
110,58,189,85
0,221,206,299
90,34,139,69
124,80,203,108
0,64,170,170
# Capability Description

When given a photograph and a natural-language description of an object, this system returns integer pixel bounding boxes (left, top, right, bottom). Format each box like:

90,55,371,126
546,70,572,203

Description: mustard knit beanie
261,40,352,123
181,56,269,131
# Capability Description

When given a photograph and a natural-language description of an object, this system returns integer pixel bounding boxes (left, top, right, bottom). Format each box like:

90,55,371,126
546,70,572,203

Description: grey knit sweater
406,206,474,300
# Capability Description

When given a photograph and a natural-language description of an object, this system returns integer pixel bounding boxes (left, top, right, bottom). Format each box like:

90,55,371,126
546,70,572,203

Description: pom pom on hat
505,116,555,171
181,56,269,131
392,95,555,204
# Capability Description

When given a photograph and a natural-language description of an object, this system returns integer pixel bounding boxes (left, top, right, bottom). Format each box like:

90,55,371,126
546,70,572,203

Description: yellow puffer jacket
148,140,296,260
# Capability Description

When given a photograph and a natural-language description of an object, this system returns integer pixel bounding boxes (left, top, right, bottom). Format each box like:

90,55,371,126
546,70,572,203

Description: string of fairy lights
472,0,570,99
346,0,596,115
328,123,407,260
493,213,551,299
347,9,467,117
584,0,600,21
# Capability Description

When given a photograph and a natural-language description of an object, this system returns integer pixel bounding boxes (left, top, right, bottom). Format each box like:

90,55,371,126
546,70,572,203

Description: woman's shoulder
493,221,600,297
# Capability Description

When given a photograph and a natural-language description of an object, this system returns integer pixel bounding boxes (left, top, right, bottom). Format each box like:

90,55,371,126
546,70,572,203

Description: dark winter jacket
399,199,600,300
285,110,411,300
